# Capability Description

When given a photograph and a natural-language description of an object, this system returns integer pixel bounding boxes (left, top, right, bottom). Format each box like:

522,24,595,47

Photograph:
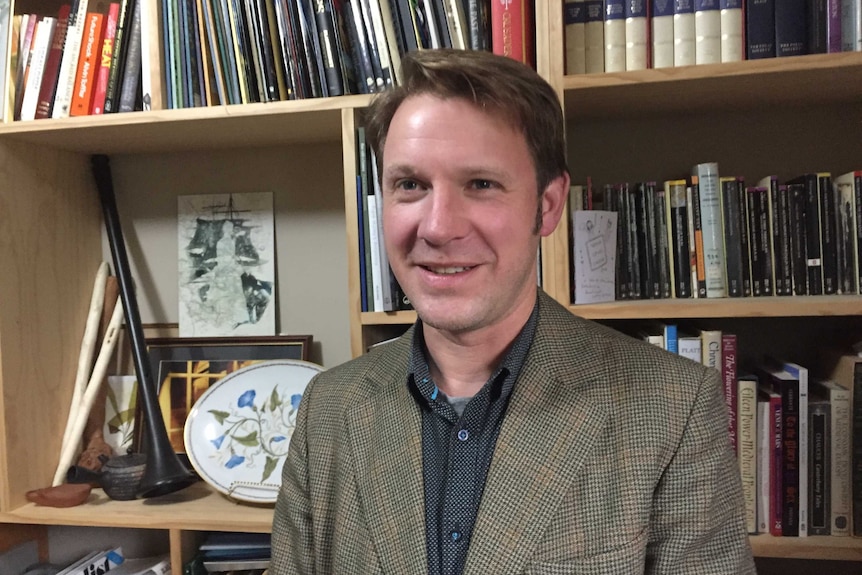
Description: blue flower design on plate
207,385,303,483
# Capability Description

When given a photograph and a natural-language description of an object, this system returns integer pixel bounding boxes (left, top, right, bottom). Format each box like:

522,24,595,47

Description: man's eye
471,179,496,190
395,180,420,191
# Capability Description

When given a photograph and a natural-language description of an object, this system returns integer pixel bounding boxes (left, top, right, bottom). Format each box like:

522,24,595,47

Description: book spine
775,183,793,295
625,183,642,299
852,361,862,536
745,0,774,59
827,0,842,51
736,177,752,297
722,333,738,452
738,376,757,533
603,0,626,71
34,6,71,120
674,0,695,65
769,390,784,536
776,374,800,536
693,163,726,297
757,397,771,533
754,185,774,296
118,0,142,112
788,182,808,295
808,0,828,53
625,0,648,70
565,0,587,74
584,1,605,72
19,18,55,122
666,181,691,298
841,0,861,51
719,0,742,61
652,0,674,68
855,172,862,293
829,384,851,535
52,0,89,119
678,336,701,362
364,0,394,88
635,182,655,298
91,4,120,114
693,0,720,64
720,176,743,297
687,184,704,297
492,0,530,64
809,401,831,535
313,0,346,95
835,174,857,294
654,185,672,298
700,329,721,370
104,0,134,113
70,12,104,117
775,0,806,56
797,174,824,294
818,172,838,294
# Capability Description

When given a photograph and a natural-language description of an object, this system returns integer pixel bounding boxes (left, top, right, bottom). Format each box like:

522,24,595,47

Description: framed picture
135,335,313,454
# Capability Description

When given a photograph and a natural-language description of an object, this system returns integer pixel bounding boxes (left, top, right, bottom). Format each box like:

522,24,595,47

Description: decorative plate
184,359,324,503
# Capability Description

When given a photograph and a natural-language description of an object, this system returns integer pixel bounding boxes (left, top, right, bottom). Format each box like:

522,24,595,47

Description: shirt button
450,530,462,541
457,429,469,441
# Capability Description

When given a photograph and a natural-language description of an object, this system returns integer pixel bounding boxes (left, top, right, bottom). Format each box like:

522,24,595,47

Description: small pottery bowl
26,483,92,507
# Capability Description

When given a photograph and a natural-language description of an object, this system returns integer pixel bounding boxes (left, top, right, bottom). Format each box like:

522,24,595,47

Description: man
271,49,755,575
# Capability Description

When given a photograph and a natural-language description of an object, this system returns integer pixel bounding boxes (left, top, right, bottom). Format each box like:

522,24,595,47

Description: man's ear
538,172,570,237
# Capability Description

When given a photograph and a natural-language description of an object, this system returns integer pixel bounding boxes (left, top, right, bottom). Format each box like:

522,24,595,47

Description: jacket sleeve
271,375,319,575
645,367,756,574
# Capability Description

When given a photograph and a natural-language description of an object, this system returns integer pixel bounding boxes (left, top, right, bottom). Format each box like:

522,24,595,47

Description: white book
604,0,626,72
674,0,696,66
565,0,587,74
370,154,394,310
625,0,649,70
19,16,55,121
52,0,90,119
834,171,860,295
365,192,384,312
841,0,862,51
652,0,675,68
140,0,159,110
781,360,810,537
0,1,12,122
811,379,851,536
738,376,758,533
694,0,721,64
692,162,726,298
584,1,605,73
719,0,742,62
677,334,702,363
756,397,772,534
443,0,469,51
698,328,721,370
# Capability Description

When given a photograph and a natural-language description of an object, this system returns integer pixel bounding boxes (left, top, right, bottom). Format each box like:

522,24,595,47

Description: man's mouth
424,266,474,275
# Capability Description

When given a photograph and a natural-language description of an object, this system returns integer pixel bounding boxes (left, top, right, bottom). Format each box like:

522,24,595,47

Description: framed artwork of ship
177,192,276,337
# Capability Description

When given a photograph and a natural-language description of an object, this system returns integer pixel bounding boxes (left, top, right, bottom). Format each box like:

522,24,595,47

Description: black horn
91,154,196,498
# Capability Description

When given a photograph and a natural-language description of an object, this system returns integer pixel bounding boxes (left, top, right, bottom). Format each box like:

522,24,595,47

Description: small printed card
573,210,617,304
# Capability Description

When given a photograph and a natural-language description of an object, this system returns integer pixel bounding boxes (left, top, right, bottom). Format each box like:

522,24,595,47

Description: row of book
569,164,862,302
639,324,862,537
563,0,862,75
48,547,170,575
4,1,145,122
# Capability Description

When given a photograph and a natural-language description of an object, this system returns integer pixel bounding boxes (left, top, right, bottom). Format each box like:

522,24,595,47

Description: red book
35,5,72,119
69,12,104,116
91,3,120,114
491,0,534,66
721,333,738,453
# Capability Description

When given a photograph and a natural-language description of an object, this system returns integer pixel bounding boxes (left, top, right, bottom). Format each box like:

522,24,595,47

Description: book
624,0,648,70
19,17,56,121
762,365,801,536
842,0,862,51
698,328,721,370
34,5,71,120
70,11,105,116
746,185,773,296
108,555,171,575
687,183,705,297
787,182,808,295
758,385,783,536
719,176,744,297
53,0,92,118
104,0,135,113
603,0,626,72
58,547,124,575
827,0,842,52
117,0,141,112
0,0,12,122
809,0,828,53
834,171,859,295
652,0,674,67
808,397,831,535
491,0,532,64
816,172,838,294
692,162,725,298
565,0,587,74
781,360,810,537
677,333,701,363
835,170,862,293
665,179,691,298
817,349,862,537
90,2,120,114
693,0,720,64
584,0,604,72
722,332,738,452
775,0,806,56
738,373,758,533
788,173,823,295
745,0,775,59
13,14,38,121
674,0,696,66
810,378,851,536
718,0,742,61
139,0,161,109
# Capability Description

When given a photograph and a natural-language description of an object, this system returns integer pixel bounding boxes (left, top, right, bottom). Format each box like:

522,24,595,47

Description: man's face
380,95,566,336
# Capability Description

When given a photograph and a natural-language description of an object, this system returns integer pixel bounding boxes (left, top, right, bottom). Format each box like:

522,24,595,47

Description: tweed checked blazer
271,292,756,575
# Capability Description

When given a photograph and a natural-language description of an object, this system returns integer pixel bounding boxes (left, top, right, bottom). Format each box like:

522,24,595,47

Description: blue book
746,0,775,59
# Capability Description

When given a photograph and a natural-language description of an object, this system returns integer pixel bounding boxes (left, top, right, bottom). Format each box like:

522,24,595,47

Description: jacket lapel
463,295,610,575
347,338,428,575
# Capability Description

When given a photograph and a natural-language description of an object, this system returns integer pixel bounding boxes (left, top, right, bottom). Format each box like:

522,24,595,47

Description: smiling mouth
423,265,474,275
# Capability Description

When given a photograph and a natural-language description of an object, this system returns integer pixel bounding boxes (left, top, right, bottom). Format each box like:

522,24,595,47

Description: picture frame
134,335,313,454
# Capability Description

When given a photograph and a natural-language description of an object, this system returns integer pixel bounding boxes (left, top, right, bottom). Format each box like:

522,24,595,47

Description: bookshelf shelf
0,482,272,533
567,296,862,320
562,52,862,121
749,534,862,561
0,94,370,154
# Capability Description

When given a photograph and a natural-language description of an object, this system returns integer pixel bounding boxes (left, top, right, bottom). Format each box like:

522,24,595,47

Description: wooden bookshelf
749,534,862,562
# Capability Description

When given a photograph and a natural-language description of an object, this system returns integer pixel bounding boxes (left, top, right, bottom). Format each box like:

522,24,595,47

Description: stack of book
197,532,270,574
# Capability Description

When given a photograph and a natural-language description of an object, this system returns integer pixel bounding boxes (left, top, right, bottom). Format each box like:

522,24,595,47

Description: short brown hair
364,49,569,194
